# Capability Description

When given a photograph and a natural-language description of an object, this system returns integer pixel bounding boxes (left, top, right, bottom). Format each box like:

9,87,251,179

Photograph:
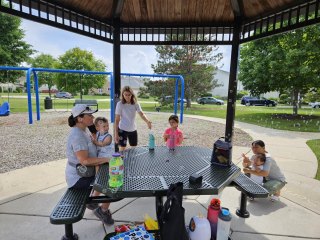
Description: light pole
80,73,83,100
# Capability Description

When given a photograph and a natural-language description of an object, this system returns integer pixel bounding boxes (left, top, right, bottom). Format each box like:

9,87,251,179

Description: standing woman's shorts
71,176,95,189
118,128,138,147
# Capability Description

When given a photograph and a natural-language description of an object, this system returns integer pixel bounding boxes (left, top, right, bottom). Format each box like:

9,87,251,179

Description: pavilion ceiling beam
230,0,244,17
112,0,125,19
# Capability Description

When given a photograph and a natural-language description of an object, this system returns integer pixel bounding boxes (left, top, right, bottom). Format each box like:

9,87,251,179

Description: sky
21,19,232,74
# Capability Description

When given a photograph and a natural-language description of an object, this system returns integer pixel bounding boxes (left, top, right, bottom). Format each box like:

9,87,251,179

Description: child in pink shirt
163,115,184,148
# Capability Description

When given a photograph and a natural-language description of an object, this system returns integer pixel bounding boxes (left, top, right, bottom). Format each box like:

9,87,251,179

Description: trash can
44,97,52,109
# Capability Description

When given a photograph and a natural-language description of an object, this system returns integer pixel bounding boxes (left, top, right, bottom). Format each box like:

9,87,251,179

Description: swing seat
0,102,10,116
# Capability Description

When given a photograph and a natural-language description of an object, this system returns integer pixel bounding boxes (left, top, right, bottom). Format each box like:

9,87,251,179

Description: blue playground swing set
0,101,10,116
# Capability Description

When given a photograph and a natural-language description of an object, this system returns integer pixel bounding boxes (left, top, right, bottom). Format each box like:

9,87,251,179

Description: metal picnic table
93,146,241,227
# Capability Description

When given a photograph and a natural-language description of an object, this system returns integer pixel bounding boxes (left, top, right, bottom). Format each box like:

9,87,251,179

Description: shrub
138,93,150,99
237,90,249,100
304,89,320,103
200,92,212,97
268,97,278,102
279,94,291,104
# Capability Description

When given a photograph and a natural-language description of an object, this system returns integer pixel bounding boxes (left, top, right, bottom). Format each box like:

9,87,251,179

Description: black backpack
159,182,189,240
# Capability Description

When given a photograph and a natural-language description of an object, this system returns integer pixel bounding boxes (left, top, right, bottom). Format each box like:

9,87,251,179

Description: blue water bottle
149,130,155,150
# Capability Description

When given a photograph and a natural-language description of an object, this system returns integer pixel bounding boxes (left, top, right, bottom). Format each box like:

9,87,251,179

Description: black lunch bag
211,137,232,167
159,182,189,240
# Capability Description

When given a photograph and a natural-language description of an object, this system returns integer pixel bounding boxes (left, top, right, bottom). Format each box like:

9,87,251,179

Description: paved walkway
0,114,319,240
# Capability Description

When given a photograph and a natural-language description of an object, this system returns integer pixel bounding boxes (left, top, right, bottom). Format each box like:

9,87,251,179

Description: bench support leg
62,224,79,240
155,196,163,239
236,192,250,218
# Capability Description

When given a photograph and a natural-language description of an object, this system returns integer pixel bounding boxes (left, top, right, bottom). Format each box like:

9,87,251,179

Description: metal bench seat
231,173,269,218
50,187,92,240
50,187,92,225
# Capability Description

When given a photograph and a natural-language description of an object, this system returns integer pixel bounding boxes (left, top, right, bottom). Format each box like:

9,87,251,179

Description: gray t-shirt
65,127,97,188
263,154,286,182
115,101,142,132
250,154,286,182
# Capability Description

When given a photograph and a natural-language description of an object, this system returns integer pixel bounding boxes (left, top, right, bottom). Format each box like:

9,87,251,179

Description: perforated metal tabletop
93,146,240,198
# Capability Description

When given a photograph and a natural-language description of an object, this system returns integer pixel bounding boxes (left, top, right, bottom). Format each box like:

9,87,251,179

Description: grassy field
306,139,320,180
2,93,319,180
143,103,320,132
2,93,320,132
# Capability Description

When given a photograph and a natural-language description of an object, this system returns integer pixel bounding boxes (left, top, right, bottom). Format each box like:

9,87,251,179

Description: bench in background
74,99,98,111
231,173,269,218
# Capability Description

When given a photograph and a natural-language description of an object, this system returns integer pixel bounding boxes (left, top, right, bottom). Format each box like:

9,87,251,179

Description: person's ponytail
68,115,76,127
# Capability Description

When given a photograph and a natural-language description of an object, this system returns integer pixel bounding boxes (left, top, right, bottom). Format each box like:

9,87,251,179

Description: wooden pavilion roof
1,0,319,44
54,0,303,27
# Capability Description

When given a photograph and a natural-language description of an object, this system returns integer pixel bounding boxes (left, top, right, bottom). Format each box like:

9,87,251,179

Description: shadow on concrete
247,198,287,217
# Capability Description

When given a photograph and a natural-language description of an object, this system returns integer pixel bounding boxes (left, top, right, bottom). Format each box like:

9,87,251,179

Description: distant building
211,69,278,99
0,83,17,92
210,69,244,97
38,84,58,93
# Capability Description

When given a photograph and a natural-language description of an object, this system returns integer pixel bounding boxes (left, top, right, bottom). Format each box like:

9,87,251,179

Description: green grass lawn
2,93,320,132
306,139,320,180
2,93,320,180
144,103,320,132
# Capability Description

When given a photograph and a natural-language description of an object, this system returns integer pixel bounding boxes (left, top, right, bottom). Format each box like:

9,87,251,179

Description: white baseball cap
71,104,97,118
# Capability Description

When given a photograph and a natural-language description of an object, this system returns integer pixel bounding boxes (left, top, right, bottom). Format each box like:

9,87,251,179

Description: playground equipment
0,66,185,124
0,101,10,116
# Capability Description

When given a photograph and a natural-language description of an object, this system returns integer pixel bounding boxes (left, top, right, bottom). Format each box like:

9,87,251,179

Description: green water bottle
108,153,124,188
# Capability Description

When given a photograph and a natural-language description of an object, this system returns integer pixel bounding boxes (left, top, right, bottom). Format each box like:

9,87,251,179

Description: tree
0,9,34,82
29,54,58,97
55,47,107,96
239,24,320,115
151,35,222,107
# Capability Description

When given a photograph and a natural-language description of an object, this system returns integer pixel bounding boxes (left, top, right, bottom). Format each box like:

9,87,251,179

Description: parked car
309,102,320,108
178,98,187,104
197,97,224,105
54,92,73,99
160,96,187,104
241,96,277,107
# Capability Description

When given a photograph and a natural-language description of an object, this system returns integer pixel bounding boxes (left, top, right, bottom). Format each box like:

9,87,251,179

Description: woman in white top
115,86,152,152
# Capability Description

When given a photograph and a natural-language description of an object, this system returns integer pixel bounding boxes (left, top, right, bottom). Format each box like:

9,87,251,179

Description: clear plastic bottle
168,131,176,151
108,153,124,188
216,208,232,240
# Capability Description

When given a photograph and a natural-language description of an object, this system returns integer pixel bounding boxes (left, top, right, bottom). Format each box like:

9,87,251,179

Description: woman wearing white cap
66,104,114,225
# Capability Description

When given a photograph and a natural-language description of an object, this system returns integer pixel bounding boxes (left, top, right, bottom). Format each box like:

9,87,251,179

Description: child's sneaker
94,207,114,225
270,195,280,202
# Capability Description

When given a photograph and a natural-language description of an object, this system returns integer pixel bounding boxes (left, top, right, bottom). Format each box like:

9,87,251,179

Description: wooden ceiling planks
221,0,232,22
146,0,155,22
181,0,189,24
174,0,182,22
49,0,306,27
187,0,197,24
201,0,214,22
132,0,142,23
160,0,168,24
